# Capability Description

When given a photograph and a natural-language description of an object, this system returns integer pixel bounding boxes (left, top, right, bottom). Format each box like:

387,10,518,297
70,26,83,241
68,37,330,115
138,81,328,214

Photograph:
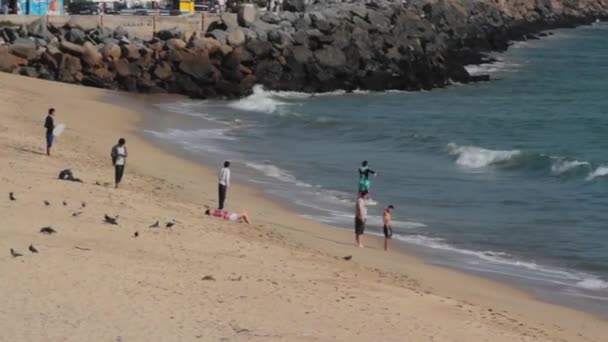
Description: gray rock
293,30,308,46
166,38,187,50
310,11,332,33
237,4,256,27
261,12,281,24
82,41,103,66
60,41,85,56
294,13,312,30
314,45,346,68
280,11,299,24
65,28,86,44
367,11,391,33
249,21,278,41
292,45,313,64
207,29,228,45
156,27,183,41
241,27,258,42
9,38,38,60
283,0,306,12
227,29,246,47
220,13,239,28
246,39,273,58
27,18,53,41
113,26,129,40
153,61,173,81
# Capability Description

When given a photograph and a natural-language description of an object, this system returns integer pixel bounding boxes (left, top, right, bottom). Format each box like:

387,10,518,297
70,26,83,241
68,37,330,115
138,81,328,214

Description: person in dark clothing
218,161,231,210
111,138,128,188
44,108,55,156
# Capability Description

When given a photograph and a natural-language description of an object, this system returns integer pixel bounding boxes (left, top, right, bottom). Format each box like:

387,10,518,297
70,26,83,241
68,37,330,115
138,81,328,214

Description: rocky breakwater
1,0,608,98
245,0,608,92
0,18,256,98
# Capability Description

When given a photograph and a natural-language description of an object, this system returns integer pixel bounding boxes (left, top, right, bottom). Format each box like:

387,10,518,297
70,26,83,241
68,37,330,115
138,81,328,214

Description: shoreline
1,72,607,340
140,86,608,318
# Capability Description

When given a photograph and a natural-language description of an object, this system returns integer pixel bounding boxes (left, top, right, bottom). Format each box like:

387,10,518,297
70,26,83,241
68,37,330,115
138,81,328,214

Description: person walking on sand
44,108,55,156
111,138,128,188
383,205,395,251
358,161,376,195
355,190,369,248
218,161,231,210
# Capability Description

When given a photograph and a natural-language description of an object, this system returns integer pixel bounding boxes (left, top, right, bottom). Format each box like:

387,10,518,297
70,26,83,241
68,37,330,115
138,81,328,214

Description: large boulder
220,13,239,28
237,4,257,27
227,29,246,47
292,45,313,64
246,39,273,58
58,53,82,82
207,29,228,45
100,42,121,61
152,61,174,81
314,45,346,68
192,37,222,54
82,42,103,67
112,59,139,78
120,44,141,60
60,41,85,56
156,27,183,41
283,0,306,12
65,28,86,44
9,38,38,60
0,47,28,72
166,38,187,50
27,18,53,41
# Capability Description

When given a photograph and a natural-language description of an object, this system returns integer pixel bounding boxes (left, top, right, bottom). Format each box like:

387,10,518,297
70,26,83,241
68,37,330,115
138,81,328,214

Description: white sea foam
576,278,608,290
465,61,521,76
144,128,237,155
228,85,290,114
447,143,521,168
244,161,314,187
586,166,608,181
550,159,590,175
392,234,608,292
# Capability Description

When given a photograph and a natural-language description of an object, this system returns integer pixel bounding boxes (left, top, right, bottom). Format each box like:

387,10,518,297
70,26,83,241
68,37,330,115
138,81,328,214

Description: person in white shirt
218,161,231,209
111,138,128,188
355,190,369,248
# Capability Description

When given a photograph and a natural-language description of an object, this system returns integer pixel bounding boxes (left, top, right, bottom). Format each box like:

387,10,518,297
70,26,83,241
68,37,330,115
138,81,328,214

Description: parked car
68,2,100,15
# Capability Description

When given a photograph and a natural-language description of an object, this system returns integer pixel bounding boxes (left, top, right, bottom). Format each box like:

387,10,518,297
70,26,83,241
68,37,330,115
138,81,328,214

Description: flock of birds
7,191,176,258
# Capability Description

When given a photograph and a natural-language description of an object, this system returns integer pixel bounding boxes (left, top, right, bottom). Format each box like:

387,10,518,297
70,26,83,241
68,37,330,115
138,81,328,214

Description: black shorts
383,225,392,239
355,217,365,235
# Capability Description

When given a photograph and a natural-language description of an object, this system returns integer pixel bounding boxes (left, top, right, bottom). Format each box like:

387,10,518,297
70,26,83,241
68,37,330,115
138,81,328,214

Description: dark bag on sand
58,169,82,182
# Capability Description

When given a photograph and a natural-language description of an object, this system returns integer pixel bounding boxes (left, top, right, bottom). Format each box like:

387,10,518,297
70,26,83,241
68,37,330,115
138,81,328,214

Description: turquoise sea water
145,23,608,314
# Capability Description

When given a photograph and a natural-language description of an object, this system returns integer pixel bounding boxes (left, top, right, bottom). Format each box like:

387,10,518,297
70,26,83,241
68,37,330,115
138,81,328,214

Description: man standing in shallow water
355,191,369,248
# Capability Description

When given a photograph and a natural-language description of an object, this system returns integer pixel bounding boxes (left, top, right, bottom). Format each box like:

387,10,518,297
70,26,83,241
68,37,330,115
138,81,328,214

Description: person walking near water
218,161,231,210
358,161,376,195
383,205,395,251
44,108,55,156
111,138,128,188
355,190,369,248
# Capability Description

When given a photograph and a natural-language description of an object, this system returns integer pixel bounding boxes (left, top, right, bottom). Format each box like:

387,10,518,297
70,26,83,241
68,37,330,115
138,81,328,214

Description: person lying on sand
205,209,251,224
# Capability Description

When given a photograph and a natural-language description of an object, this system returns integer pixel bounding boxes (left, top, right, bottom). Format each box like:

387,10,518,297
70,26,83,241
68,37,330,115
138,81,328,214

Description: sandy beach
1,72,607,341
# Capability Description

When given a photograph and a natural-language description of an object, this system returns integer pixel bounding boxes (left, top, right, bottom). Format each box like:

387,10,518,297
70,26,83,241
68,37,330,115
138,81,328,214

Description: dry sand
0,73,606,341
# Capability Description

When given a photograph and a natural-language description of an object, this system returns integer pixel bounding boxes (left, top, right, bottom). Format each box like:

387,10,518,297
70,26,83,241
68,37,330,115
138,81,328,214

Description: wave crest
447,143,521,168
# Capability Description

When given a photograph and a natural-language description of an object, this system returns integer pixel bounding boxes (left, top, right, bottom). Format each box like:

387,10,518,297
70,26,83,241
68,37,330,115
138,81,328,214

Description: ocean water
144,23,608,314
